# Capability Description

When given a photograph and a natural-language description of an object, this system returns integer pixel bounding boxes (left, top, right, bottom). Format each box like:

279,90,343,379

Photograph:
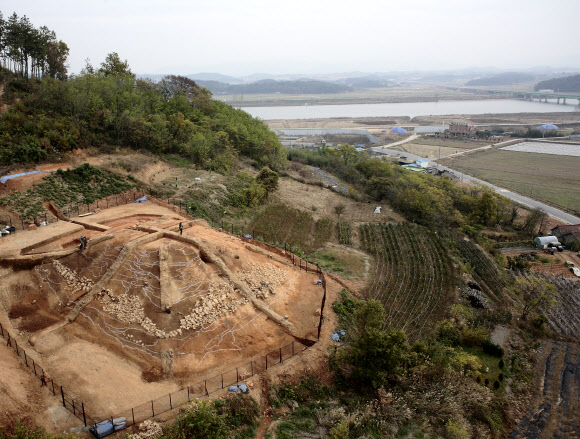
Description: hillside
465,72,535,86
535,73,580,91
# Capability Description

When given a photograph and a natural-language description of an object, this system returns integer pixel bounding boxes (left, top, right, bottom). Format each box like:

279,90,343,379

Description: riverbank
266,111,580,130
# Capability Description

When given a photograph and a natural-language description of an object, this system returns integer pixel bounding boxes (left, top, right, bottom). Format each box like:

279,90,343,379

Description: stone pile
180,279,248,331
53,260,94,292
129,420,162,439
238,263,286,299
98,289,144,324
462,288,487,309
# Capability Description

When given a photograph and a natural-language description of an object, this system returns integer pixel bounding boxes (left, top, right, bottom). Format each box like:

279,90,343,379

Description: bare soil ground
0,200,331,424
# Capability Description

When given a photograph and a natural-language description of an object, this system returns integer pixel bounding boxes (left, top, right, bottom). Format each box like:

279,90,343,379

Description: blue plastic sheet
0,169,57,185
90,417,126,438
135,196,147,203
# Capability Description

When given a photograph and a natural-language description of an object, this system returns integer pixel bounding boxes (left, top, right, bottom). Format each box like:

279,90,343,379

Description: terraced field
510,341,580,439
360,223,455,339
453,237,510,305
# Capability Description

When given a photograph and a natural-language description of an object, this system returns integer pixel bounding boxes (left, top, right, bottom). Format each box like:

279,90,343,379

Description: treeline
534,73,580,92
288,145,514,228
0,11,69,80
0,54,284,170
196,78,352,95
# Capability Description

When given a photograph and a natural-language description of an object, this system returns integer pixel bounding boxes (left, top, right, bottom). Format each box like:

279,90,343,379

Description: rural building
416,159,429,168
449,122,476,136
550,224,580,248
534,236,560,249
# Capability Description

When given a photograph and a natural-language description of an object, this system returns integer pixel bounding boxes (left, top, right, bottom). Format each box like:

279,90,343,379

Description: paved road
370,143,580,225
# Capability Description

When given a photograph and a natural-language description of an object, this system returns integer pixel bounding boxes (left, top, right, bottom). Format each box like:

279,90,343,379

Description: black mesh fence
0,322,94,426
101,340,311,430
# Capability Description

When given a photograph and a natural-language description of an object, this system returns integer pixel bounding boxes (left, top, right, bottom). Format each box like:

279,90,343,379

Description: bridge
485,89,580,105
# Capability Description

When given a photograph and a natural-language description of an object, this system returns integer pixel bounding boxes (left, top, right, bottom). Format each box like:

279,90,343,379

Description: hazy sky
4,0,580,76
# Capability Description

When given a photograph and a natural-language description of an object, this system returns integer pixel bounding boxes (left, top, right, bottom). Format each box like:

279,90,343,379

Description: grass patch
462,345,505,390
250,204,335,254
311,247,366,279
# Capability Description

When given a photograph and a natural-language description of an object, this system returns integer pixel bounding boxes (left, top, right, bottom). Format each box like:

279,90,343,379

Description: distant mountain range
534,74,580,92
465,72,536,86
134,69,580,95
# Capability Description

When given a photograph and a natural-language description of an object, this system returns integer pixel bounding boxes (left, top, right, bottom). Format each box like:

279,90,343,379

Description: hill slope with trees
534,73,580,91
465,72,535,86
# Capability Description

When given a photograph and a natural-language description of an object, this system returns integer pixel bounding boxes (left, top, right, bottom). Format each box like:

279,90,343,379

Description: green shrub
482,339,504,357
163,400,228,439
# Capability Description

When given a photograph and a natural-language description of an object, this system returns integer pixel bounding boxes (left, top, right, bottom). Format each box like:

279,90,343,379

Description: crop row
360,223,455,339
453,238,508,304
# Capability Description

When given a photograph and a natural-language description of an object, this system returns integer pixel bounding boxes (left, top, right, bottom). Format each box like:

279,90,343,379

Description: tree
513,277,557,321
522,207,547,234
335,300,409,388
98,52,134,77
334,203,346,220
256,166,279,195
338,143,358,165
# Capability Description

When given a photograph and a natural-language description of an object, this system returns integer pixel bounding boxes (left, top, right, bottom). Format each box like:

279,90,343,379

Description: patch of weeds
332,289,358,327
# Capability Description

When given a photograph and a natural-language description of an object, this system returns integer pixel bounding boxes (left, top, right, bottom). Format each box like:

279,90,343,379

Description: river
241,99,580,120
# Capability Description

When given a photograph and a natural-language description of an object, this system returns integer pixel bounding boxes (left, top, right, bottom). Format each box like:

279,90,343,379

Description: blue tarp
330,330,346,342
90,418,126,438
0,169,57,185
391,127,408,134
537,124,558,130
135,196,147,203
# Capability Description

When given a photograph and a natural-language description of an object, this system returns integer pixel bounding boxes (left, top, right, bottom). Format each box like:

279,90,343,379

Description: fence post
306,261,308,272
251,361,253,376
72,399,76,415
0,322,3,336
52,380,55,395
236,368,239,383
187,386,190,402
292,342,295,357
151,400,155,417
205,380,208,396
24,351,27,367
266,354,268,370
82,403,87,426
231,224,233,234
280,347,282,363
132,408,135,426
221,374,224,389
14,340,18,356
32,360,36,375
111,417,115,433
61,386,65,407
169,393,172,409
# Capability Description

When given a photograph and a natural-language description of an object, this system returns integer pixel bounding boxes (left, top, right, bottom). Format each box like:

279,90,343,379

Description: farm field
501,141,580,157
510,340,580,439
440,149,580,212
452,236,510,305
360,223,455,339
517,273,580,340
